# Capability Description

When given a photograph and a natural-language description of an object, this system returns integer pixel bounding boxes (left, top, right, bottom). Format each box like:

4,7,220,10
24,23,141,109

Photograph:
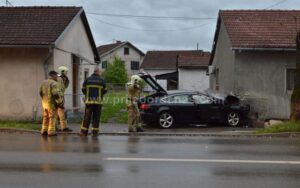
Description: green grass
101,92,128,123
0,121,40,130
256,121,300,134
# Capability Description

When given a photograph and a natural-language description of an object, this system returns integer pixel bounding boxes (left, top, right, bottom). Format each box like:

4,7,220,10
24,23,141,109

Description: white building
141,50,210,91
97,41,145,77
178,55,210,92
0,6,100,120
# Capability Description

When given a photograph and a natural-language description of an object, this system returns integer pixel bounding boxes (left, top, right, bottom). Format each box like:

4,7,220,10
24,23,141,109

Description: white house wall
100,44,144,77
179,69,209,91
0,48,49,119
53,16,97,109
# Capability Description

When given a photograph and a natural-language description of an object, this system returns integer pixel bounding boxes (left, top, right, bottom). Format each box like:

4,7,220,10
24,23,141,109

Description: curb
1,128,300,138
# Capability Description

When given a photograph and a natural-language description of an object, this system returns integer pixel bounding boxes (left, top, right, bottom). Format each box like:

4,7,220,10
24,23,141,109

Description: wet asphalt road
0,134,300,188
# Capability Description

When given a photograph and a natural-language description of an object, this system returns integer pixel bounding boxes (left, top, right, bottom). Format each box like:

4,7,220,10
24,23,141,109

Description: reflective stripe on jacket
82,74,107,105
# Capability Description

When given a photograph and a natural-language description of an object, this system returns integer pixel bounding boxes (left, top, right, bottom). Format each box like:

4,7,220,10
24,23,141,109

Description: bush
103,57,128,84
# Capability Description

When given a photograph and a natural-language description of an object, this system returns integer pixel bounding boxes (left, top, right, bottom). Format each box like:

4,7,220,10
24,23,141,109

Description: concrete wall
179,68,209,92
209,20,235,93
0,48,49,120
100,44,144,77
54,16,97,109
235,51,296,120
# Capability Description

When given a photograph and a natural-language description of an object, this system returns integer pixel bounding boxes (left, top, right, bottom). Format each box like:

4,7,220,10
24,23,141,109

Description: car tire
226,111,240,127
158,111,174,129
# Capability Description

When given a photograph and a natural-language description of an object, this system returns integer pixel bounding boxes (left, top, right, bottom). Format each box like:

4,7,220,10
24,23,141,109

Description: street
0,133,300,188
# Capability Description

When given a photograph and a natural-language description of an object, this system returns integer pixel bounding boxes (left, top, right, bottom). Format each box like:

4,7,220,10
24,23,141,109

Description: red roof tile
220,10,300,49
0,6,81,45
141,50,208,70
97,41,126,56
178,53,210,69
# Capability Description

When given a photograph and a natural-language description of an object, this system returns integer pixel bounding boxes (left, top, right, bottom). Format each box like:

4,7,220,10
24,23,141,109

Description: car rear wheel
227,112,240,127
158,112,174,129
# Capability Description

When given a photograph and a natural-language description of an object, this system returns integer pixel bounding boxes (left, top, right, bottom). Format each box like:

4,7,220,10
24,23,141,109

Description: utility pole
6,0,13,7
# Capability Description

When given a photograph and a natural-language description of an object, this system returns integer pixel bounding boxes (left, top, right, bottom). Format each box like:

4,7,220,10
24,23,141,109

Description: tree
290,32,300,121
102,57,128,84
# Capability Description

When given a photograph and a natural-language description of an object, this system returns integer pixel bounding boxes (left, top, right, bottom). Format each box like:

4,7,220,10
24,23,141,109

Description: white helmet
131,75,142,84
58,66,69,75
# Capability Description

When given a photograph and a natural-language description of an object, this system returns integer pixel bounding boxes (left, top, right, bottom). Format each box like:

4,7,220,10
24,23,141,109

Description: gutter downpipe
43,46,54,79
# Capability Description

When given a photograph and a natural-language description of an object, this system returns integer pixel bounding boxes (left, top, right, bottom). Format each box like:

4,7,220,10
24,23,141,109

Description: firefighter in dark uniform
80,68,107,136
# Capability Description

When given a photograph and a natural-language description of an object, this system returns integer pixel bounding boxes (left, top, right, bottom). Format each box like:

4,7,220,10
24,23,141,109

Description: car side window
192,95,212,104
162,95,192,104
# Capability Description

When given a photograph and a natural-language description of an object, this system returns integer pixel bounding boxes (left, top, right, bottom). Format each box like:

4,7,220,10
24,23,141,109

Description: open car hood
138,72,167,95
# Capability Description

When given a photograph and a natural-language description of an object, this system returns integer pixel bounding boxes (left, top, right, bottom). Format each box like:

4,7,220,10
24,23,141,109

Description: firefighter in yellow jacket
39,71,63,136
56,66,72,132
127,75,144,132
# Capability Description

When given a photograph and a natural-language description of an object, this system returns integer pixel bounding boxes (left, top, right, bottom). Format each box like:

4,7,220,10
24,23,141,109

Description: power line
87,12,217,20
88,15,215,32
264,0,289,9
5,0,13,7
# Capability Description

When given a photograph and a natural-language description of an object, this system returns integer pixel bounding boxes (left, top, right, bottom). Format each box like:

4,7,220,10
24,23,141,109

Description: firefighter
39,71,63,136
80,67,107,137
56,66,72,132
127,75,144,132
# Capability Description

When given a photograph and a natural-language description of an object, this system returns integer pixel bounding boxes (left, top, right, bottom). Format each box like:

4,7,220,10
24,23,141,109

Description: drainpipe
33,46,53,121
43,47,54,79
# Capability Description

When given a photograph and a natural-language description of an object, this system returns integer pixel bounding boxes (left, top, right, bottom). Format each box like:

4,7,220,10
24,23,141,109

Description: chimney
116,40,122,44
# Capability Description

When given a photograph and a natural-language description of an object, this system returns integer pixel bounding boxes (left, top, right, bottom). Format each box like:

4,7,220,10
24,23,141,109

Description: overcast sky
6,0,300,52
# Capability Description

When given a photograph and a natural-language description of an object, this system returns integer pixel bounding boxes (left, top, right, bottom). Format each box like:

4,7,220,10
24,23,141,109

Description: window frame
286,67,296,93
102,61,107,69
124,47,129,55
131,61,140,70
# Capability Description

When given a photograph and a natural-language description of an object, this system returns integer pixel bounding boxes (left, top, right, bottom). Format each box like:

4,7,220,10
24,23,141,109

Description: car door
165,94,198,123
192,94,223,123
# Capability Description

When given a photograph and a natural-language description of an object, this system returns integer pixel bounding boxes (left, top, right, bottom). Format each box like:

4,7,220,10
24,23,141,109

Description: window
124,47,129,55
286,68,296,91
131,61,140,70
102,61,107,69
162,95,191,104
84,69,89,80
192,95,212,104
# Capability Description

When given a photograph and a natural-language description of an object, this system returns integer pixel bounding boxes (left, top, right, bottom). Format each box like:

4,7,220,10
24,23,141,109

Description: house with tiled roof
178,53,210,91
209,10,300,123
0,6,100,120
97,41,145,77
141,50,210,91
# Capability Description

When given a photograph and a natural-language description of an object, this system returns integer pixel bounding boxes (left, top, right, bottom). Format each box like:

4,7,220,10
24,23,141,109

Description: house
209,10,300,122
141,50,209,91
178,53,210,91
97,41,145,77
0,6,100,120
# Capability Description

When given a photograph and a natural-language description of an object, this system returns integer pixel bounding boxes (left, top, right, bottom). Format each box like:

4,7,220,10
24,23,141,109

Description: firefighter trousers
41,108,57,135
57,107,67,130
81,104,102,135
127,103,142,132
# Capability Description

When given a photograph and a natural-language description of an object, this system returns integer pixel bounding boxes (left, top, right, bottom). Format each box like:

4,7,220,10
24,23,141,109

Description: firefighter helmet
58,66,69,75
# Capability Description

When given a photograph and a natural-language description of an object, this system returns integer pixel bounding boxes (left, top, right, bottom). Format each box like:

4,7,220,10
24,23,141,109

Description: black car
138,73,250,129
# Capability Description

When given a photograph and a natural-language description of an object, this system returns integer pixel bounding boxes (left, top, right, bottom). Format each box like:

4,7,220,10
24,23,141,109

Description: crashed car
138,72,250,129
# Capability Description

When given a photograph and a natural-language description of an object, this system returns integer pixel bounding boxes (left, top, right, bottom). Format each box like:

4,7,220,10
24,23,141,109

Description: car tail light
140,103,150,110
